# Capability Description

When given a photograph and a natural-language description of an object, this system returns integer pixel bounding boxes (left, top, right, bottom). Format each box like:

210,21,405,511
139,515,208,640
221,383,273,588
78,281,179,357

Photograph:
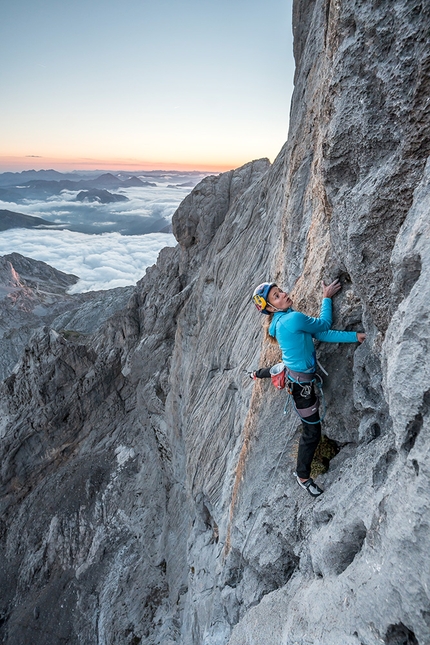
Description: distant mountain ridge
0,168,208,189
0,169,207,235
0,209,62,231
0,206,170,236
0,169,72,185
75,189,129,204
10,173,157,194
0,170,156,191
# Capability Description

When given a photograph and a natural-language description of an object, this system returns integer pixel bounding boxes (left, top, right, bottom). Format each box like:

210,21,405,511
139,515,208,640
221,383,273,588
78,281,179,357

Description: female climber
251,279,365,497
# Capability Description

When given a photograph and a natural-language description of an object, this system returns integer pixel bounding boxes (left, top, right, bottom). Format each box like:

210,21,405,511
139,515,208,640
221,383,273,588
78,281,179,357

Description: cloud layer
0,182,197,235
0,228,176,293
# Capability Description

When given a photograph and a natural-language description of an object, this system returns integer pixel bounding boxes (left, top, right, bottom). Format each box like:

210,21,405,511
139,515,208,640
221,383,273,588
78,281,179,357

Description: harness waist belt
285,367,316,383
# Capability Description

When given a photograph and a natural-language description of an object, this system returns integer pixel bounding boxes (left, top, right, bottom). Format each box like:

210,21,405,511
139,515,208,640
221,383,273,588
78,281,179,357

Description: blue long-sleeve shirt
268,298,358,373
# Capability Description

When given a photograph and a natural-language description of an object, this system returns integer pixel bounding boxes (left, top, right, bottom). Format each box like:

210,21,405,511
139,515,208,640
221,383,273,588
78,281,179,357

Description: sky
0,0,294,172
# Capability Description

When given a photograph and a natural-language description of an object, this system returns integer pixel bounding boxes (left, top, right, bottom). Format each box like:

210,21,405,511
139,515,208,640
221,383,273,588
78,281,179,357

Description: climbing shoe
294,473,323,497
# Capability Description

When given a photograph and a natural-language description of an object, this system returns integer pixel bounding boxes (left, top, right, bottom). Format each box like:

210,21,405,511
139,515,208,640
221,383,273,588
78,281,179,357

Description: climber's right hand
322,279,341,299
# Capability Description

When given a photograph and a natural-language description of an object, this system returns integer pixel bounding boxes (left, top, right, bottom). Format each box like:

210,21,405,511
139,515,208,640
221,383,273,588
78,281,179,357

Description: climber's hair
263,313,278,345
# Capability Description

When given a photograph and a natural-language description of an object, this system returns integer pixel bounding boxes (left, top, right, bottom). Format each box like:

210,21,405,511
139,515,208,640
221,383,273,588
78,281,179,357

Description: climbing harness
283,370,326,424
260,362,326,422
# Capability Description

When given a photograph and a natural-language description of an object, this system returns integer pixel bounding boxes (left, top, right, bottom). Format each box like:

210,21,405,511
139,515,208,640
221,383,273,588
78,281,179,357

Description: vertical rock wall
0,1,429,644
224,1,430,644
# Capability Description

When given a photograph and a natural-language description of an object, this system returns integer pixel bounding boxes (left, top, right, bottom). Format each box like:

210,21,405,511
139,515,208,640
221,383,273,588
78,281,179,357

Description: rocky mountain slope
0,1,429,644
0,210,58,231
0,253,133,380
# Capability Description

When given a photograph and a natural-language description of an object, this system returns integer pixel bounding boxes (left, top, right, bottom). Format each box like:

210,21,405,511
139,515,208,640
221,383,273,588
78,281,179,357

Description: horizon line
0,156,249,174
0,167,229,175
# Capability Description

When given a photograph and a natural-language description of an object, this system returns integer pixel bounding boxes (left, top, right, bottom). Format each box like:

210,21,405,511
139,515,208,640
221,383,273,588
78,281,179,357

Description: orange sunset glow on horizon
0,155,238,174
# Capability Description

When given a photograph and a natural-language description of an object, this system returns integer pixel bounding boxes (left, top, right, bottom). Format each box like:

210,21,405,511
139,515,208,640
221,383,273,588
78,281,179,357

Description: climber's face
266,286,292,312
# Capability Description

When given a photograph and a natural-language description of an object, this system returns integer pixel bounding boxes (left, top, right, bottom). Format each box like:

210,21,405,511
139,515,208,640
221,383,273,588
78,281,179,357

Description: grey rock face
0,1,429,644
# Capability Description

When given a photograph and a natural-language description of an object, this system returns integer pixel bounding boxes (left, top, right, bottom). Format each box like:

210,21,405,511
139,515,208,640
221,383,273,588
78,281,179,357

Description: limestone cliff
0,1,429,644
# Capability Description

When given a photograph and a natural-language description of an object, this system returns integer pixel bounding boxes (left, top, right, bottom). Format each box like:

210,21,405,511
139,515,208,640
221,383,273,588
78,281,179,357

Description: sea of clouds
0,175,205,292
0,228,176,293
1,183,195,234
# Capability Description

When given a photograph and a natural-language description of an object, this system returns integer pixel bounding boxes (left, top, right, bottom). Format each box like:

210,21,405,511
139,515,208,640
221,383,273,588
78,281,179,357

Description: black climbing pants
292,381,321,479
254,368,322,479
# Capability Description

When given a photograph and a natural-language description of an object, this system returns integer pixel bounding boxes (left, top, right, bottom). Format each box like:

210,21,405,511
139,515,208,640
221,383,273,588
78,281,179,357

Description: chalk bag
269,362,286,390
